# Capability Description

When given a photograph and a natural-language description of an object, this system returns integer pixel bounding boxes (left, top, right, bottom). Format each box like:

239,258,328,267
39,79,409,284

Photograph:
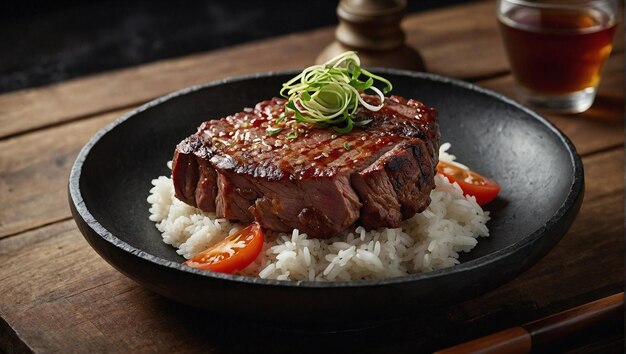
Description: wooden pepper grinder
316,0,426,71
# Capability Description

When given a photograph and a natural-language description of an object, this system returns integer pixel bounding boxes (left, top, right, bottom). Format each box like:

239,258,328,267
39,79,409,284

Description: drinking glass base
516,86,596,114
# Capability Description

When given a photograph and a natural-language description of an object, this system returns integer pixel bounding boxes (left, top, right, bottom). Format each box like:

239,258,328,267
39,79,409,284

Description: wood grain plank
0,109,127,238
0,29,332,140
0,221,186,353
404,0,508,80
0,148,621,354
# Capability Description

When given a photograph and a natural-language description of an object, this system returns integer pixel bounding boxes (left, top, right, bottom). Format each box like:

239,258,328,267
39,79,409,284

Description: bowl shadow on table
583,95,625,123
151,293,502,353
142,267,541,354
142,272,623,354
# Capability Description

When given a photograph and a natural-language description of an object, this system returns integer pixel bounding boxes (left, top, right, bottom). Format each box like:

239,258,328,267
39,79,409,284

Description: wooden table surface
0,1,623,353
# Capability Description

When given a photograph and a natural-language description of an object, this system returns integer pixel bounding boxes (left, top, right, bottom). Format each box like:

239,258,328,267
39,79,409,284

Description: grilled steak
172,95,439,238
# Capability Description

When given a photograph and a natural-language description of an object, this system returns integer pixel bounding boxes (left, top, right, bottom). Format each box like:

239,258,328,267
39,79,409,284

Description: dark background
0,0,469,94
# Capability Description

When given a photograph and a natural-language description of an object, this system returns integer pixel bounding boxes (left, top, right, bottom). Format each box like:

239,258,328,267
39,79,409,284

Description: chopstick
434,292,624,354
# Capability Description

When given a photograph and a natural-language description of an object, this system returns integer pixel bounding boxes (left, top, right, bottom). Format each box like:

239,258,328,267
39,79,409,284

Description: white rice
147,144,490,281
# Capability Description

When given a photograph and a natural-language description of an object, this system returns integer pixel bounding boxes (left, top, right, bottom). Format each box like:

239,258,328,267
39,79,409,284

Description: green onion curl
279,51,392,134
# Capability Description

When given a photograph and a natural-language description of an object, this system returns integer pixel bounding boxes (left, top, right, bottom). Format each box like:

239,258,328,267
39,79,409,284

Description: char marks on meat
172,95,439,238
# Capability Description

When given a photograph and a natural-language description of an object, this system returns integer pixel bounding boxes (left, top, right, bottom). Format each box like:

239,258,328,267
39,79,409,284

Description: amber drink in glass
498,0,617,113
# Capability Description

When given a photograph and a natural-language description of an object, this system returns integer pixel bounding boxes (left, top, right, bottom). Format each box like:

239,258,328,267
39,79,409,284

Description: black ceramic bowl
69,70,583,325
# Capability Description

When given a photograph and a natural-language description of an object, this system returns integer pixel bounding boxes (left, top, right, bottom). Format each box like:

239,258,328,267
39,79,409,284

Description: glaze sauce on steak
172,95,439,238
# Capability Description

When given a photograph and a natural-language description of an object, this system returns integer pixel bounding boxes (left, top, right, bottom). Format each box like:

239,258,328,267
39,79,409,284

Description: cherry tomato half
183,222,264,274
437,161,501,206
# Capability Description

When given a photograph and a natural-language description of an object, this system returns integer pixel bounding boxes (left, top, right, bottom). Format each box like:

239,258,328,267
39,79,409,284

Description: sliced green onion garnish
280,51,392,134
266,126,282,136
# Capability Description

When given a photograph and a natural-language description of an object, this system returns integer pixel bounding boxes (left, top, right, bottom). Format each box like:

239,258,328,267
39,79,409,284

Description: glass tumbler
497,0,618,113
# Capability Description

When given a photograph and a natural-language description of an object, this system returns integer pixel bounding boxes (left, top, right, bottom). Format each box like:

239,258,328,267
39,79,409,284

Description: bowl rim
69,68,584,288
